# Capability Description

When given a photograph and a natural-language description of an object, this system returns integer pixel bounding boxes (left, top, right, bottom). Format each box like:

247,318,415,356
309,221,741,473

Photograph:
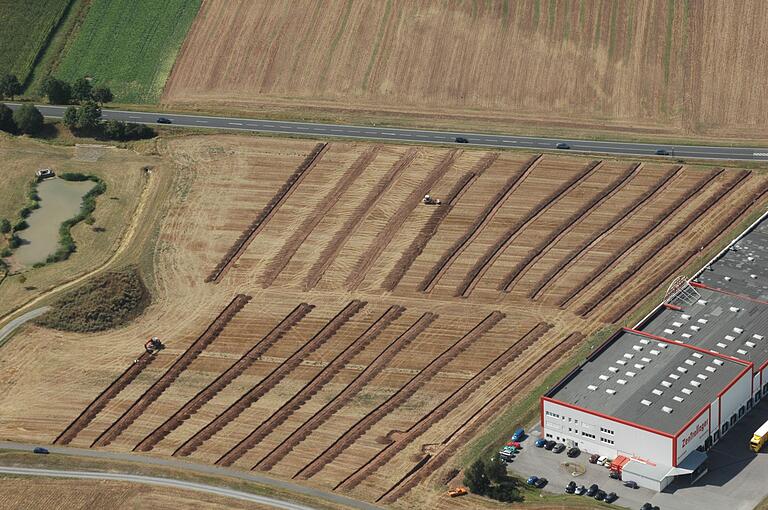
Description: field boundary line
304,149,418,290
294,311,505,481
418,154,542,292
91,294,252,448
260,146,381,288
133,303,315,453
530,165,682,301
254,312,437,471
378,332,585,503
501,162,641,292
383,153,498,291
174,300,367,458
217,305,405,467
335,322,551,491
206,143,328,283
561,167,723,308
456,160,604,297
345,149,460,290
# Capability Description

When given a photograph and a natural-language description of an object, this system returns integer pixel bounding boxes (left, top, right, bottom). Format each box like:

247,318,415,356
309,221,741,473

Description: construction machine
144,337,165,354
423,194,441,205
447,487,468,497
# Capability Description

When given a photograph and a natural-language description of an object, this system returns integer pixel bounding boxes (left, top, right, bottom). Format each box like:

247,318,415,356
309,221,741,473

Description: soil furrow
207,143,328,283
260,146,380,288
294,311,505,481
254,312,437,471
133,303,315,453
382,153,498,291
417,154,542,292
91,294,252,448
500,163,641,292
217,305,405,467
530,165,682,301
456,160,603,297
304,149,418,290
345,149,460,290
174,300,367,458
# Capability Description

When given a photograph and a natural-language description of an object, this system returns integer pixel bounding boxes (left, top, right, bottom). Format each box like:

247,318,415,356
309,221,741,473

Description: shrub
41,77,72,105
1,248,11,257
13,104,44,135
13,219,28,231
0,103,16,133
8,235,21,249
0,218,10,234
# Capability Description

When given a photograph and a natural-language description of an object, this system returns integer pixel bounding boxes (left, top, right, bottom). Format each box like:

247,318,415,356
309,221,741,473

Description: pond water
14,178,95,267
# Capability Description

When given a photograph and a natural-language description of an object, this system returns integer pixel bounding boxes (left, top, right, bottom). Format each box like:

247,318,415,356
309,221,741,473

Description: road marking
753,153,768,157
129,116,140,119
195,120,208,124
263,124,275,128
229,122,243,126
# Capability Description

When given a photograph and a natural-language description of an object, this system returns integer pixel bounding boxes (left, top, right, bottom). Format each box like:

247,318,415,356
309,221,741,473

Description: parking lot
510,399,768,510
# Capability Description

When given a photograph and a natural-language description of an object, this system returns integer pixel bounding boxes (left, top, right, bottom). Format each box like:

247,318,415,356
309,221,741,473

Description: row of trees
0,103,44,135
62,102,155,141
40,77,112,106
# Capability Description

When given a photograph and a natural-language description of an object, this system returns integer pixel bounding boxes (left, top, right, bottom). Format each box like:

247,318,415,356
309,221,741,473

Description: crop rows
418,154,542,292
206,143,328,283
530,165,683,300
134,303,315,452
335,321,551,491
456,160,603,297
91,294,252,448
382,153,499,291
175,300,367,457
500,163,641,292
255,312,438,471
296,311,505,480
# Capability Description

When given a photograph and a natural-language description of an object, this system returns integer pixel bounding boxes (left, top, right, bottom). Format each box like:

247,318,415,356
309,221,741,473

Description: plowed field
1,135,765,509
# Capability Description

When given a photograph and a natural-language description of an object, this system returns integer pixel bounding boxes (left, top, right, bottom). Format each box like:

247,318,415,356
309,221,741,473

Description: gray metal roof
642,287,768,371
549,331,745,435
697,219,768,301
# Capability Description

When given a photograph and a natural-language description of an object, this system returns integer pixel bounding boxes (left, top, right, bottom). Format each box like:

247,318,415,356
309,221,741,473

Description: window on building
581,431,596,439
599,427,615,435
600,437,615,445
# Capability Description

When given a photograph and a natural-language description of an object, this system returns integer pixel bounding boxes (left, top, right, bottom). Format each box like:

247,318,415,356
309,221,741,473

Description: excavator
144,337,165,354
423,194,441,205
447,487,468,497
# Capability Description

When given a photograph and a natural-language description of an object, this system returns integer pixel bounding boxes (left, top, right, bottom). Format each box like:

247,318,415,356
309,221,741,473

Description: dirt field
0,135,765,508
163,0,768,142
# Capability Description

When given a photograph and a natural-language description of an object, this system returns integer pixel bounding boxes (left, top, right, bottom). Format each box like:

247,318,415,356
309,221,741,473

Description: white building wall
718,368,752,436
543,400,673,466
675,407,710,464
710,398,720,433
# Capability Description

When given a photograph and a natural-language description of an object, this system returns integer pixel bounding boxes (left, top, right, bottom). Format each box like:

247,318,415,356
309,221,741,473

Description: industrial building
542,213,768,491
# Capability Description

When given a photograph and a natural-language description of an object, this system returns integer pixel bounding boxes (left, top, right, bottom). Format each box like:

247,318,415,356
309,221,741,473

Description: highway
13,103,768,161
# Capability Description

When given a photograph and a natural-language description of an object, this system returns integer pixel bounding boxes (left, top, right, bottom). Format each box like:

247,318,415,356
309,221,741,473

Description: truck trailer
749,420,768,453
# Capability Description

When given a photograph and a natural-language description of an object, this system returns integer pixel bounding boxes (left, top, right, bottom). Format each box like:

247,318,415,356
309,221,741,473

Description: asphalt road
0,306,49,346
0,441,381,510
0,466,313,510
12,103,768,161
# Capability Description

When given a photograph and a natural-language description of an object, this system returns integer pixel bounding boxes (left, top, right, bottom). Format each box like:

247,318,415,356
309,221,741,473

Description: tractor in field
144,337,165,354
423,194,441,205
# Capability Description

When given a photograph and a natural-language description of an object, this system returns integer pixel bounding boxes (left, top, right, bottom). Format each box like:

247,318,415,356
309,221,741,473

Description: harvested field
3,134,767,509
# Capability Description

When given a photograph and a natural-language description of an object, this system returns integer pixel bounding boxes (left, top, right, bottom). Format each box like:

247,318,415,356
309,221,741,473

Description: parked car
534,438,547,448
556,142,570,149
156,117,172,124
603,458,614,467
623,480,639,489
455,137,469,143
552,443,566,454
594,489,607,501
526,476,539,486
640,504,653,510
566,447,580,458
589,453,600,464
586,484,599,497
565,481,576,493
534,477,548,489
655,149,670,156
506,441,522,448
609,470,620,479
604,492,618,503
597,456,608,466
33,447,49,454
511,428,525,442
574,485,586,496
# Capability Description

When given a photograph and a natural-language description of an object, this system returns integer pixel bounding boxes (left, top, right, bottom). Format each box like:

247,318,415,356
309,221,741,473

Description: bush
93,86,113,104
41,77,72,105
0,218,10,234
8,235,21,249
34,267,151,332
13,104,44,135
103,119,155,141
0,103,16,133
1,248,11,257
0,74,22,100
13,219,28,231
73,77,93,102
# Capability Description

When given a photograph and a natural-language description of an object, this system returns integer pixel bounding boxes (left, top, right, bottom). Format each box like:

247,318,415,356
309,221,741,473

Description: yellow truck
749,420,768,453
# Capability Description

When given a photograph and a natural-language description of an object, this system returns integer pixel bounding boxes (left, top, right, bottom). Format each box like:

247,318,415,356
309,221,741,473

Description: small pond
14,178,95,266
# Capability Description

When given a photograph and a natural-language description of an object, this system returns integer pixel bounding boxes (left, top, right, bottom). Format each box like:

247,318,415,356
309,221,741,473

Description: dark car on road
604,492,618,503
534,477,548,489
552,443,566,454
566,447,580,458
655,149,669,155
586,484,599,497
544,440,556,450
623,480,638,489
588,453,600,463
556,142,570,149
455,137,469,143
33,447,49,454
156,117,172,124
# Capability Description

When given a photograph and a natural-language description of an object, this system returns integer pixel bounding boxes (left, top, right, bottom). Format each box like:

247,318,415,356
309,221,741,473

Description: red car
506,441,522,448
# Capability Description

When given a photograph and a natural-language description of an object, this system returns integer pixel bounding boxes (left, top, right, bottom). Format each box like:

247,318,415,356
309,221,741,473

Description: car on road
655,149,670,155
156,117,172,124
544,440,556,450
556,142,570,149
534,438,547,448
594,489,607,501
604,492,618,503
623,480,639,489
526,475,539,486
588,453,600,463
566,447,580,458
534,477,548,489
586,484,599,497
511,428,525,442
574,485,586,496
455,137,469,143
33,447,49,454
552,443,566,454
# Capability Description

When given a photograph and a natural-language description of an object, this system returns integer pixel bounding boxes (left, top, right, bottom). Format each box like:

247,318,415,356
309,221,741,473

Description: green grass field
54,0,201,103
0,0,71,83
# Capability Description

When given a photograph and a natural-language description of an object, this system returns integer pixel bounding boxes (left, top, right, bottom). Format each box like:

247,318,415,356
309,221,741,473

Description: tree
463,459,490,495
0,74,22,100
63,105,78,129
77,101,101,130
484,453,507,484
103,119,125,139
13,104,43,135
0,103,16,133
41,77,71,105
72,77,93,102
92,86,113,104
0,218,10,234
